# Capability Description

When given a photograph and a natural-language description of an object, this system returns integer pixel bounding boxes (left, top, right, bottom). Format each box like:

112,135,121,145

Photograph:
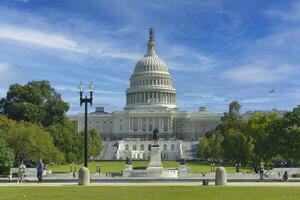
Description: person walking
17,161,26,183
36,159,44,183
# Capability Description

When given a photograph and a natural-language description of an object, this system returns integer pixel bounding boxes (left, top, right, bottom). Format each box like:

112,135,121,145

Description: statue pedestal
123,164,133,177
124,164,133,170
147,146,163,171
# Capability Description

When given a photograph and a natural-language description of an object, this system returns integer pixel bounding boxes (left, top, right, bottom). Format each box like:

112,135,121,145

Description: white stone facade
116,138,184,160
70,29,222,160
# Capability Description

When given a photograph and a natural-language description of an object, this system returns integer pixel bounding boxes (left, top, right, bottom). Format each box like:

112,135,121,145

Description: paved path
1,182,300,187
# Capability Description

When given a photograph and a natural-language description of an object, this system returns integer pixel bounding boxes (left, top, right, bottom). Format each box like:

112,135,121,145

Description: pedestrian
283,171,288,182
8,172,12,183
259,164,264,181
17,161,26,183
36,159,44,183
96,163,99,174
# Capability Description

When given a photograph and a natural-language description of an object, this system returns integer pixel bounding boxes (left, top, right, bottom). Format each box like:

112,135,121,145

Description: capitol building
71,29,222,160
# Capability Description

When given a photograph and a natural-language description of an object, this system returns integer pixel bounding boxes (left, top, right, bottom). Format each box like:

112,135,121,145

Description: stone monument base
123,145,178,178
123,164,133,176
147,146,163,170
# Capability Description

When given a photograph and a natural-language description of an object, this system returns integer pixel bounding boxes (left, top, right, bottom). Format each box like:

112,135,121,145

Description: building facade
71,29,222,160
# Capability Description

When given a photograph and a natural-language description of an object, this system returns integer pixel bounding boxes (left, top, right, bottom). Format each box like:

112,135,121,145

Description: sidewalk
1,182,300,187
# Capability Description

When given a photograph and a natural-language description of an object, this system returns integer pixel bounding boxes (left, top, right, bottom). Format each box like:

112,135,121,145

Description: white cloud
16,0,30,3
55,85,122,95
264,2,300,22
181,92,226,103
164,45,217,71
92,48,140,60
257,28,300,47
100,74,128,85
240,97,275,104
0,62,10,74
0,25,87,53
0,24,141,60
223,62,295,84
0,62,22,84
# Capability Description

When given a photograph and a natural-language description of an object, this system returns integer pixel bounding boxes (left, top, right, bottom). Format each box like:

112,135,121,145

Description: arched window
125,144,129,150
148,144,152,151
163,144,167,151
141,144,145,151
133,145,137,150
171,144,175,151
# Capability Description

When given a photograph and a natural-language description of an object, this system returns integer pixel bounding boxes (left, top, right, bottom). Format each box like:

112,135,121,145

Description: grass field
48,161,250,174
1,186,300,200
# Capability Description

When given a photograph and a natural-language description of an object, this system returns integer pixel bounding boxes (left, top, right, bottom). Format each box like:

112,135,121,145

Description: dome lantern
146,28,156,57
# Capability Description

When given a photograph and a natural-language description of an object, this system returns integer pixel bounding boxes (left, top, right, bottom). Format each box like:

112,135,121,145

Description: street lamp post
79,81,94,168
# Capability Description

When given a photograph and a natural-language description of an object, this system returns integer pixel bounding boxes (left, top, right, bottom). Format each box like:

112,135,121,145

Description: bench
10,168,37,177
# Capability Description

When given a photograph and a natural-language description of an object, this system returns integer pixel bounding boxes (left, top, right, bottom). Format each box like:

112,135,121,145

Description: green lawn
1,186,300,200
48,161,250,174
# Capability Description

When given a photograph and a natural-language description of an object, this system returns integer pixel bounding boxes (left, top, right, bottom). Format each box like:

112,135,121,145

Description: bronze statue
153,128,159,147
125,157,131,165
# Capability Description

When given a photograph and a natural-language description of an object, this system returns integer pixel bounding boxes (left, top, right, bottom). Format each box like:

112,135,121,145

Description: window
125,144,129,150
141,144,145,151
133,145,137,150
148,117,153,131
119,124,122,131
163,117,168,131
163,144,167,151
155,118,159,129
142,117,147,131
148,144,152,151
133,117,138,131
171,144,175,151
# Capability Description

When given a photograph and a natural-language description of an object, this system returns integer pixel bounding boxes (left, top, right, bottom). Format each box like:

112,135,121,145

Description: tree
246,112,281,167
198,101,252,164
222,128,253,164
0,80,69,127
274,106,300,162
198,132,223,160
0,130,14,168
0,115,64,164
229,101,241,118
218,101,244,134
88,129,102,160
47,118,84,163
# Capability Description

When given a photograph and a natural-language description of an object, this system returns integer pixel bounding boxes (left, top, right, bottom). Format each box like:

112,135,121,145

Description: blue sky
0,0,300,114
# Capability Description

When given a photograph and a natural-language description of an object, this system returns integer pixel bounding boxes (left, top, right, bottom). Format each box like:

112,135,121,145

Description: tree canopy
0,115,64,164
0,80,69,127
197,101,300,169
0,80,103,171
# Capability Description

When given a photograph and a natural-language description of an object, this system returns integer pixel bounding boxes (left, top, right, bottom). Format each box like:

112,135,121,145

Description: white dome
134,55,168,73
125,28,177,110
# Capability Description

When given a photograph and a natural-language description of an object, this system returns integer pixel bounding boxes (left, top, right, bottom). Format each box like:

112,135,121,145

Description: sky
0,0,300,114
